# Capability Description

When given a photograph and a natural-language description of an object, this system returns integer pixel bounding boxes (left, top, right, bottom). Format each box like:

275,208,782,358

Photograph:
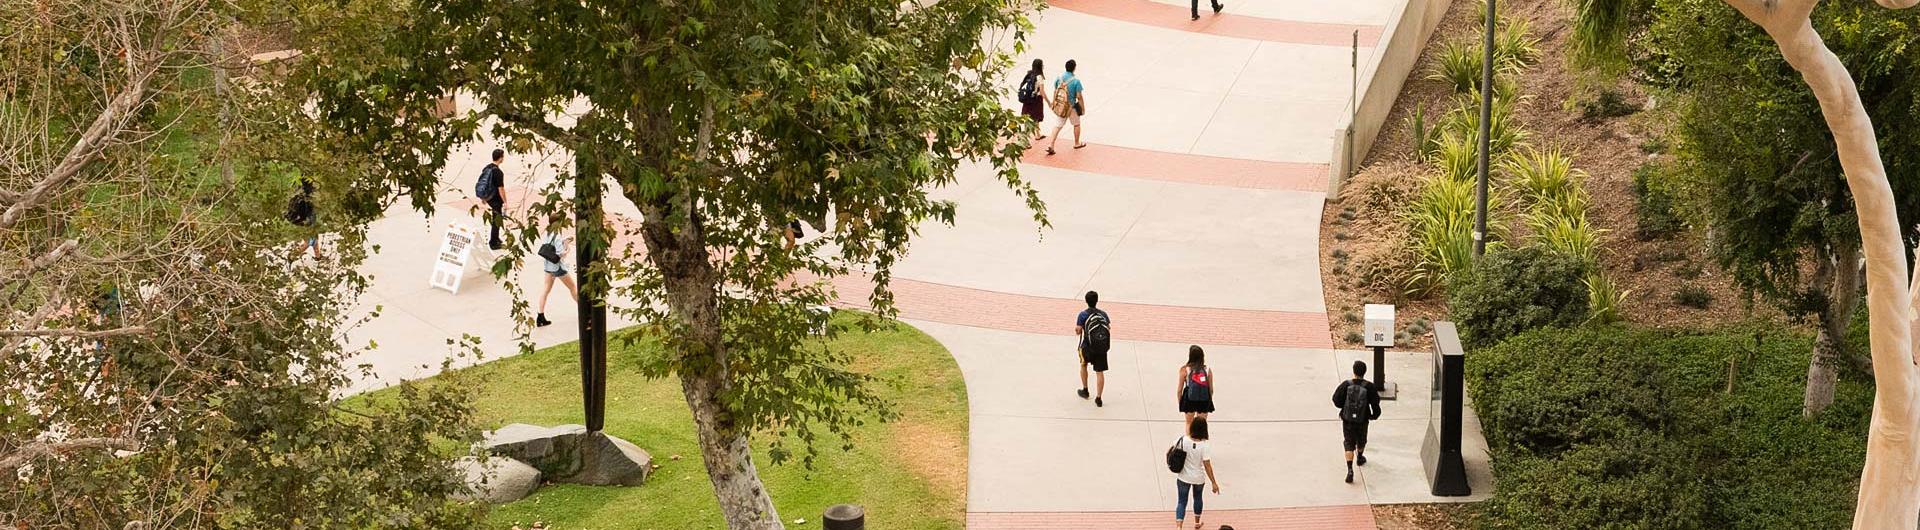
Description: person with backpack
1075,290,1112,407
534,213,578,327
477,149,508,250
1166,416,1219,529
1332,360,1383,484
285,177,322,259
1177,345,1215,428
1044,59,1087,156
1017,59,1050,140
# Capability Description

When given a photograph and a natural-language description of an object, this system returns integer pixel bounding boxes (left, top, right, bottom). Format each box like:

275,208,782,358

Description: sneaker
1191,13,1200,20
1213,2,1223,12
1095,397,1104,407
1357,455,1367,466
1345,470,1355,484
1077,388,1090,399
536,314,552,327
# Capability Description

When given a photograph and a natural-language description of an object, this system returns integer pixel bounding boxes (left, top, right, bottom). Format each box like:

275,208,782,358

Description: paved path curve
338,0,1496,526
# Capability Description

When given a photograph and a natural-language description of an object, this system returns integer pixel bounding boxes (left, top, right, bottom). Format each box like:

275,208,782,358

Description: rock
565,431,651,486
452,456,541,504
482,423,588,478
480,424,650,486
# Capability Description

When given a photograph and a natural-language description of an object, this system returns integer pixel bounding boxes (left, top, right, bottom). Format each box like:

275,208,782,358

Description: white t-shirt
1177,436,1211,485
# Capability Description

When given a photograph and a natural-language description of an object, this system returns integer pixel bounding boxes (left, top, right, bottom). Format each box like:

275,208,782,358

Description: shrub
1439,91,1529,157
1467,325,1871,529
1632,163,1683,240
1674,285,1712,308
1495,18,1541,70
1584,272,1629,325
1403,175,1481,295
1574,88,1641,120
1448,246,1591,349
1526,210,1605,263
1429,130,1479,183
1500,146,1584,207
1429,39,1486,94
1410,103,1434,160
1344,331,1365,344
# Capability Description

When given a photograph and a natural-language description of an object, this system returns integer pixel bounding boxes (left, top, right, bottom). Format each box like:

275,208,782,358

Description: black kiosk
1421,321,1472,496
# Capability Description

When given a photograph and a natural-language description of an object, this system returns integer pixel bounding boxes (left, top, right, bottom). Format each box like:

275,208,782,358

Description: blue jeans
1175,480,1204,520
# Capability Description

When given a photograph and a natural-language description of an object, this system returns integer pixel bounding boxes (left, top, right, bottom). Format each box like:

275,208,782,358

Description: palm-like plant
1500,145,1585,206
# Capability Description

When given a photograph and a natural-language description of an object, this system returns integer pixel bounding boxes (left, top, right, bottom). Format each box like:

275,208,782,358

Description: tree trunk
1722,2,1920,527
683,368,782,530
1805,243,1861,417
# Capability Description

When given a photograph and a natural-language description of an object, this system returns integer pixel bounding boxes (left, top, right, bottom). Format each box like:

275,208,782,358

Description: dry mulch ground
1320,0,1767,353
1373,502,1479,530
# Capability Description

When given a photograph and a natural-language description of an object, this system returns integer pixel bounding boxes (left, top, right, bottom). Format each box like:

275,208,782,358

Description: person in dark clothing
1017,59,1050,140
1332,360,1382,484
482,149,508,250
286,177,321,259
1191,0,1223,20
1075,290,1112,407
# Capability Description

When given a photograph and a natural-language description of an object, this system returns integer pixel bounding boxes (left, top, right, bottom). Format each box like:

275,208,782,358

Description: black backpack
1082,309,1112,353
475,164,500,201
537,242,560,264
1183,366,1212,402
1017,71,1040,103
1165,437,1188,473
284,195,314,226
1341,381,1372,422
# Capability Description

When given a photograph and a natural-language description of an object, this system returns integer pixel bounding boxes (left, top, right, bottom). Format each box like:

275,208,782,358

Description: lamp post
1472,0,1496,259
575,152,608,432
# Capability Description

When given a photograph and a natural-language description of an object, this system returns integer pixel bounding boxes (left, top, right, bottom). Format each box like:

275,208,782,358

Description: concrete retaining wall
1327,0,1454,199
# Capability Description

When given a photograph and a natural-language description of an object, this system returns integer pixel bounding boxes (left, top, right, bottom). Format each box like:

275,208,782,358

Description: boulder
567,431,652,486
481,423,588,478
452,456,541,504
480,424,650,486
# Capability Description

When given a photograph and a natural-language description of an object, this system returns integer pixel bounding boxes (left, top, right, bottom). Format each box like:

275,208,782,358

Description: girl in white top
535,214,578,327
1175,417,1221,529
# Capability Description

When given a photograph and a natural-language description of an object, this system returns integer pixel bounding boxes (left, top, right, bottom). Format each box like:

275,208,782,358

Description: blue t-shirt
1076,308,1109,346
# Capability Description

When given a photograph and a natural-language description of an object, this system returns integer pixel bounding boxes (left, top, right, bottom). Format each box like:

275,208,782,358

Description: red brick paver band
1048,0,1384,48
1024,142,1330,192
829,275,1333,349
967,504,1377,529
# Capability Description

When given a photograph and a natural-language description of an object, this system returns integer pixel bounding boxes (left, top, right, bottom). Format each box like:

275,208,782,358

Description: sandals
1074,143,1088,149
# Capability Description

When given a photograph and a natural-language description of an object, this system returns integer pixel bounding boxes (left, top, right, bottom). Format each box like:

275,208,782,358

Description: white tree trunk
1721,1,1920,527
683,370,783,530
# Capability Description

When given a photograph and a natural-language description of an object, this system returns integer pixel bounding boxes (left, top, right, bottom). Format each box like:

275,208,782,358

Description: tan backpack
1049,78,1072,117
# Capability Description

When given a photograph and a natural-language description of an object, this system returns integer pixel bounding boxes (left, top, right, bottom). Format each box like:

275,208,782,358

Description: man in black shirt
481,149,507,250
1332,360,1382,484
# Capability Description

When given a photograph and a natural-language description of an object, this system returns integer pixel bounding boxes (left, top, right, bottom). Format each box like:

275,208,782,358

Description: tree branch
0,48,155,232
0,326,149,339
0,437,141,472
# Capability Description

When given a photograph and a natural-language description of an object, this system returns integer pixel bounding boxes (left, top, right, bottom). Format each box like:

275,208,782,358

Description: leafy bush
1526,210,1605,262
1439,91,1529,157
1495,18,1541,70
1449,246,1590,348
1500,146,1584,207
1468,325,1872,529
1430,39,1487,94
1674,285,1713,308
1404,175,1478,295
1574,88,1641,120
1429,130,1479,183
1585,272,1629,324
1632,163,1683,240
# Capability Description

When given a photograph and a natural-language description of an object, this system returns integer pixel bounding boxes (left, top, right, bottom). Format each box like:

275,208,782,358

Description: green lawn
368,315,969,529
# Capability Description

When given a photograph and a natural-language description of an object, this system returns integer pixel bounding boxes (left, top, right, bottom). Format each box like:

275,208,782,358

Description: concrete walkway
336,0,1493,526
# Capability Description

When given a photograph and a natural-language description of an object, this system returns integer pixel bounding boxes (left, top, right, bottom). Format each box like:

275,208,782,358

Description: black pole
1372,345,1387,391
575,152,608,432
1472,0,1496,259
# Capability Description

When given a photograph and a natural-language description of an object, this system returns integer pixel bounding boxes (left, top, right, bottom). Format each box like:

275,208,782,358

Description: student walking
1075,290,1112,407
1045,60,1087,155
1018,59,1050,141
1177,345,1215,427
477,149,508,250
1332,360,1382,484
285,177,322,259
534,213,579,327
1168,417,1220,529
1191,0,1223,20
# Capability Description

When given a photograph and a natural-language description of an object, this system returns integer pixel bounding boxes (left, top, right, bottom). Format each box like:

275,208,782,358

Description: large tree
1575,0,1920,417
1573,0,1920,525
281,1,1043,528
0,1,480,528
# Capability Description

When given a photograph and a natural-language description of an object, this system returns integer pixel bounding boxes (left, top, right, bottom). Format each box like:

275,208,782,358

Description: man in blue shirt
1044,60,1088,156
1076,290,1112,407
